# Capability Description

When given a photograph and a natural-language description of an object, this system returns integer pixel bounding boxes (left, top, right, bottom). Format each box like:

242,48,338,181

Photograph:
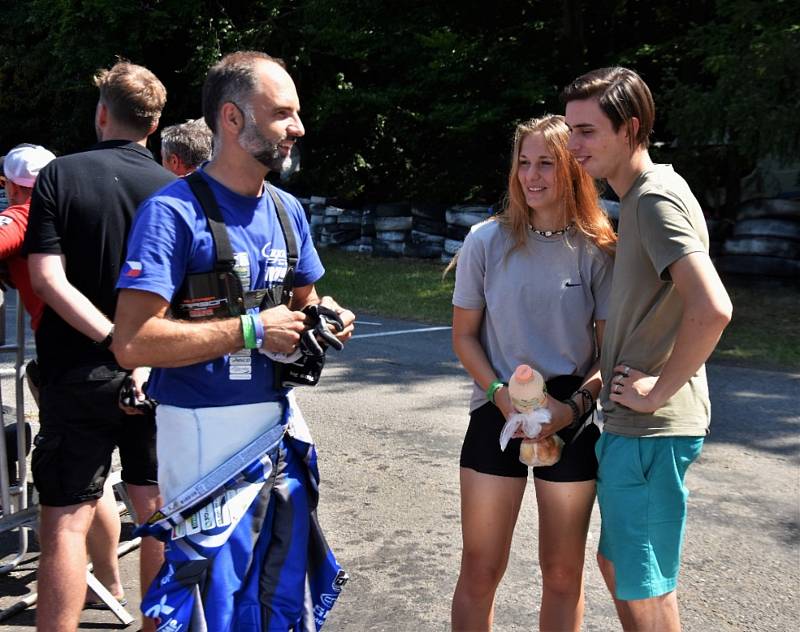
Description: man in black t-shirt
23,62,175,632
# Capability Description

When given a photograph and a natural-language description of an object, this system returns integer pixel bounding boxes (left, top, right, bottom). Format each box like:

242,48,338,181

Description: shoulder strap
185,171,235,272
264,183,299,267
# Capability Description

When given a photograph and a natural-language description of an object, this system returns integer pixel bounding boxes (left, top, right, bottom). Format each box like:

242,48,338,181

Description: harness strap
264,184,297,304
182,172,300,309
185,172,235,273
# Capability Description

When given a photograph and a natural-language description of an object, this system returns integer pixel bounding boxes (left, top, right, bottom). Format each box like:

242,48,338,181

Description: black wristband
562,397,580,428
576,388,594,418
96,325,114,349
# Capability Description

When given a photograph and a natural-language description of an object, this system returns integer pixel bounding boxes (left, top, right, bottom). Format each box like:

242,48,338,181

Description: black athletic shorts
32,364,158,507
459,375,600,482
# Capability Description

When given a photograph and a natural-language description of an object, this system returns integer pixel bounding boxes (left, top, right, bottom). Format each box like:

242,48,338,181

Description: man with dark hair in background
160,117,213,176
23,61,175,632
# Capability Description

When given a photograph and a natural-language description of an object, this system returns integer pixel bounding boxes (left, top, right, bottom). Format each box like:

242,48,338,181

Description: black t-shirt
23,140,176,380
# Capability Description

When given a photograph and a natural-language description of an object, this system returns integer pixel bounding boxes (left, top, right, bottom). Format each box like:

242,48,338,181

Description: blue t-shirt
117,169,325,408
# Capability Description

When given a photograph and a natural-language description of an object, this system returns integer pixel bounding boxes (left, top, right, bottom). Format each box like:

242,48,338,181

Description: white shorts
156,401,283,503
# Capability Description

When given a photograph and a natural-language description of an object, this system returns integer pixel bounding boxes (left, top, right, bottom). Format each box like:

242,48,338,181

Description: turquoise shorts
595,432,704,601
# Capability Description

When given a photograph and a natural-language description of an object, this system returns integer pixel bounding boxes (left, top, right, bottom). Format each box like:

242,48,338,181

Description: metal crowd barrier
0,289,31,574
0,290,138,626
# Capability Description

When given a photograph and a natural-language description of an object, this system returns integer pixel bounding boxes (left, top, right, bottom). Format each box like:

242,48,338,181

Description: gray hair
160,118,213,168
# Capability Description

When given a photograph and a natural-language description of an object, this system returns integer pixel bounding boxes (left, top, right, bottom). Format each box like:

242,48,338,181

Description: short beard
238,116,295,175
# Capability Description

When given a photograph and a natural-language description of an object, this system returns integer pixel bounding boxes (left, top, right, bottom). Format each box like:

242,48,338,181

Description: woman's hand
533,395,573,441
494,386,516,421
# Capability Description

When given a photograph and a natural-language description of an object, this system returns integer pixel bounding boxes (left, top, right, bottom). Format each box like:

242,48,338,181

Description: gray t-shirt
453,220,613,412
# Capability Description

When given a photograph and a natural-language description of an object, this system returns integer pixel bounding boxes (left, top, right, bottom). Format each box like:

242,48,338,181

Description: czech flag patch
123,261,143,277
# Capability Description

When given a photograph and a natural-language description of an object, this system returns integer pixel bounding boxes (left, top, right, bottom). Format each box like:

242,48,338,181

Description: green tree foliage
0,1,795,209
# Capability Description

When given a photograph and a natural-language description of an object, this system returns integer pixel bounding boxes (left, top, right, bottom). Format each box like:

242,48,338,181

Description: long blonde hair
497,115,616,256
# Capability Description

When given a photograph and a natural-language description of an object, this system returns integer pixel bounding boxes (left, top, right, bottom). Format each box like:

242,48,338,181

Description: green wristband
486,380,504,404
241,314,257,349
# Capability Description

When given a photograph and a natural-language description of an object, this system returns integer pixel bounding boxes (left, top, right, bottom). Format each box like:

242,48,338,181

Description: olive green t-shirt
600,165,711,437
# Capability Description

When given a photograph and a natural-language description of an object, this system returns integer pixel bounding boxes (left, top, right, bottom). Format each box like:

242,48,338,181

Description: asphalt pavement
1,311,798,631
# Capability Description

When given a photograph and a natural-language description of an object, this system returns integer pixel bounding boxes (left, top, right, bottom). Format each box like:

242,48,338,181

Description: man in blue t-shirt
113,51,354,627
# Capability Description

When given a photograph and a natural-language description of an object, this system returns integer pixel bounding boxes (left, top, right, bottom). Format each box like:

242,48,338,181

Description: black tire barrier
411,203,448,221
722,236,800,259
412,217,447,236
411,230,445,246
447,224,470,240
375,230,407,242
323,216,339,225
361,210,375,237
374,216,413,232
373,239,405,257
335,222,361,232
736,198,800,221
733,218,800,240
716,255,800,277
446,206,491,228
705,218,734,241
375,202,412,217
319,229,361,245
338,210,363,224
444,238,463,255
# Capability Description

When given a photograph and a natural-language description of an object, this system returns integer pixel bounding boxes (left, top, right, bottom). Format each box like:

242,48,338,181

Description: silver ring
615,384,623,394
623,365,631,377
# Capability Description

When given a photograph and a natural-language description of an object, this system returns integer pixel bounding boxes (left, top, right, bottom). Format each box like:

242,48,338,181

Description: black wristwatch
95,325,114,349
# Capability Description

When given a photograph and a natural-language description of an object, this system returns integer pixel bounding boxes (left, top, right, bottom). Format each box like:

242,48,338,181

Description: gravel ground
1,306,798,631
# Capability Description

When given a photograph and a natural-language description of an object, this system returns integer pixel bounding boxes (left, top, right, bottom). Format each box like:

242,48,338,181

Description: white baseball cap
3,144,56,187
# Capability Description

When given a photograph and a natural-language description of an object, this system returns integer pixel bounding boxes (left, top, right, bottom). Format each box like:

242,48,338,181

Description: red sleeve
0,204,29,260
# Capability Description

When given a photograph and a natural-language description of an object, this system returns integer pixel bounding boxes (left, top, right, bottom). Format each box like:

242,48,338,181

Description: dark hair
93,61,166,135
561,67,655,149
202,51,286,135
161,118,213,168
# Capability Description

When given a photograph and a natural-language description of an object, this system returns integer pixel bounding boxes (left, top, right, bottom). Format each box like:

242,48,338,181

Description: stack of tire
307,197,326,243
358,206,375,254
333,208,363,252
373,202,413,257
443,205,492,263
716,198,800,277
406,204,447,259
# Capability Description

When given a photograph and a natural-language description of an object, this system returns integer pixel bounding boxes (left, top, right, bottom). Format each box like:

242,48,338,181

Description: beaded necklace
528,222,574,238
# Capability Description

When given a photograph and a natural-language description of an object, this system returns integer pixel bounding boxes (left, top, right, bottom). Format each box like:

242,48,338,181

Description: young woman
450,115,616,632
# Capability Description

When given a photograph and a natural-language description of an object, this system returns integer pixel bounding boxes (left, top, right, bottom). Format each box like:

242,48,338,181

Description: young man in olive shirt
563,67,732,631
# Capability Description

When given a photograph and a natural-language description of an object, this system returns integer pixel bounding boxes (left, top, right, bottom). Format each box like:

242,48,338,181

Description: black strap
184,172,300,298
185,171,235,273
264,183,298,282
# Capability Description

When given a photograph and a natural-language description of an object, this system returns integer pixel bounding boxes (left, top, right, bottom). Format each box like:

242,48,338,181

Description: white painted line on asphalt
354,320,383,326
351,326,452,340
